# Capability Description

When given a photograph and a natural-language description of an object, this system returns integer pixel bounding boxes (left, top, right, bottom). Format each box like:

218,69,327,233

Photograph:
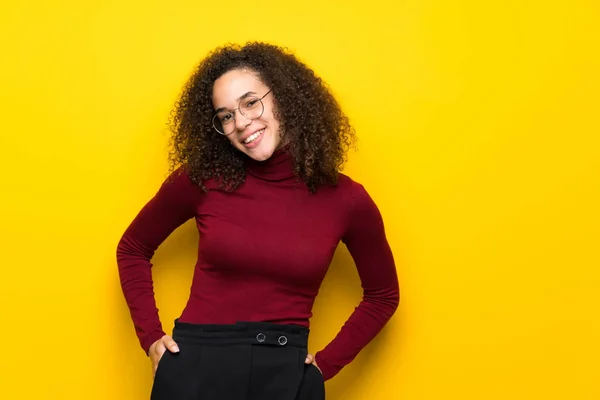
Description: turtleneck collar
244,144,296,182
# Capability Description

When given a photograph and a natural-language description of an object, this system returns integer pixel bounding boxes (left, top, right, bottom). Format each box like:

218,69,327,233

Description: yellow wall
1,0,598,399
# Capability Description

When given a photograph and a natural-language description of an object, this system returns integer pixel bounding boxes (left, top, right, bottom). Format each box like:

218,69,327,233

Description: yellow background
1,0,598,399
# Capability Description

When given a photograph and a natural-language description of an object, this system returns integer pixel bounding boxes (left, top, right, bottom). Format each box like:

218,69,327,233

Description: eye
220,113,233,123
243,98,259,109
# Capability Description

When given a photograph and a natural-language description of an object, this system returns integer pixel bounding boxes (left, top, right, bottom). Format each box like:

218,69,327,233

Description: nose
234,110,252,132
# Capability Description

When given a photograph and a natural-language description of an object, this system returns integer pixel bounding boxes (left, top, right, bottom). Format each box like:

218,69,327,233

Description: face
212,68,285,161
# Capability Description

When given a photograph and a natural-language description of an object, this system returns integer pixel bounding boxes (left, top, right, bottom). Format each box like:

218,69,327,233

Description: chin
245,149,274,161
239,136,279,161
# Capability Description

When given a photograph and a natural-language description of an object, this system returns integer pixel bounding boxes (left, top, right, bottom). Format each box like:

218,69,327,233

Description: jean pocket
309,363,324,382
154,350,172,380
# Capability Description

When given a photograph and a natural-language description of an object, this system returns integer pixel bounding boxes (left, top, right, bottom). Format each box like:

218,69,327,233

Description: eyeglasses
212,90,272,135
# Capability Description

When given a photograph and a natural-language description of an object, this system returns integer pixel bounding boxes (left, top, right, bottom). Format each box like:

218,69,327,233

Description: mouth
243,129,265,146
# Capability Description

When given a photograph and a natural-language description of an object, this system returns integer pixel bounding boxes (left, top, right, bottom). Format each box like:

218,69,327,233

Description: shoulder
335,174,387,241
157,166,206,204
335,173,371,201
162,167,197,190
313,173,377,219
335,173,383,219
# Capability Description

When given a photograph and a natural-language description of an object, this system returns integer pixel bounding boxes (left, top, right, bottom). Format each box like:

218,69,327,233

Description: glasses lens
213,113,233,135
240,97,264,120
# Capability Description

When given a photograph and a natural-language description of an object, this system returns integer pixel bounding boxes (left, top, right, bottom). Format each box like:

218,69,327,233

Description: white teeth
244,129,264,144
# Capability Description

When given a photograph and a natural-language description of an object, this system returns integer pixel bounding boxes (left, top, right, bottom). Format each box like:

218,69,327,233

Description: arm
116,168,202,355
314,183,400,381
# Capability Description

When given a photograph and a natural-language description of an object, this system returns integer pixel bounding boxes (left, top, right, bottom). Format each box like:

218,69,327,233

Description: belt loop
277,335,288,346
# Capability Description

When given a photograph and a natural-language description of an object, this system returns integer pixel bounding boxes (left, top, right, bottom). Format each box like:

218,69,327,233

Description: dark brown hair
168,42,356,193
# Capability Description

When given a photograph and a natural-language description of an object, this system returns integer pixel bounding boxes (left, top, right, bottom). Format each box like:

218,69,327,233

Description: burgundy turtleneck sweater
116,146,399,381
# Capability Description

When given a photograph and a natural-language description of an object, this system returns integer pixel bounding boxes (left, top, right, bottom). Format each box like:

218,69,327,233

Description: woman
116,42,399,400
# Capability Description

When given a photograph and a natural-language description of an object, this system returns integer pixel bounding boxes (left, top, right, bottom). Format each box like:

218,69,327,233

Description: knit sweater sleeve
314,182,400,381
116,168,201,355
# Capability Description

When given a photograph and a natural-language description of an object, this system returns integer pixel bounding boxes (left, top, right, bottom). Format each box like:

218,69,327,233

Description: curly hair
167,42,356,193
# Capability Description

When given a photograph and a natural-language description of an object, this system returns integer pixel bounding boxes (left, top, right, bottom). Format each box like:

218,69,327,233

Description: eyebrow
214,91,257,113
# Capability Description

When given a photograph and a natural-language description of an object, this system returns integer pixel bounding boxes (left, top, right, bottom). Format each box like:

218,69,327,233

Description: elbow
116,235,154,262
115,235,125,261
386,287,400,316
116,235,132,264
381,278,400,313
363,285,400,322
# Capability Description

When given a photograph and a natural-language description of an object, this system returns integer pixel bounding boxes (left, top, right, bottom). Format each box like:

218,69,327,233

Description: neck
244,144,296,182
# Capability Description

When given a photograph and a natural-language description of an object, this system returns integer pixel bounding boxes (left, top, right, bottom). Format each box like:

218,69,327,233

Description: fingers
150,335,180,378
305,353,322,374
150,335,179,355
162,336,180,353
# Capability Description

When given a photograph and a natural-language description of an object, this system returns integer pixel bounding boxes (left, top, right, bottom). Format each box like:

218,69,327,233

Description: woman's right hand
149,335,180,377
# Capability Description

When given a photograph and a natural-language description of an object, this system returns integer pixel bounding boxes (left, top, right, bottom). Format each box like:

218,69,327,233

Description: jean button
256,333,266,343
278,335,288,346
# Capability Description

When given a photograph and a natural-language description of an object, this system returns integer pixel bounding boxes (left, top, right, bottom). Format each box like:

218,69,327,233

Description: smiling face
212,68,285,161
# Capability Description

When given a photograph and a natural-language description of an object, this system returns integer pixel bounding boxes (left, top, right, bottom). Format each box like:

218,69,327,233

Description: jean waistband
172,319,310,348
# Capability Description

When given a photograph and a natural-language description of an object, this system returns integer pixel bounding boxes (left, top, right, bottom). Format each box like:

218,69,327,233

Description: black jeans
150,320,326,400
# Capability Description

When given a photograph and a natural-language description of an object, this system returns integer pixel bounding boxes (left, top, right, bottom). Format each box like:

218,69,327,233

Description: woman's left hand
305,353,322,374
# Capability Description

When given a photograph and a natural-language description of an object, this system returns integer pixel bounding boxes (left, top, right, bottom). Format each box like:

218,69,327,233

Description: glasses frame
212,90,273,136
